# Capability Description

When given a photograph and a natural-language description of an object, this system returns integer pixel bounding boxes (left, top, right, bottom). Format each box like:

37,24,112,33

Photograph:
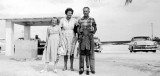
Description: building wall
14,40,38,58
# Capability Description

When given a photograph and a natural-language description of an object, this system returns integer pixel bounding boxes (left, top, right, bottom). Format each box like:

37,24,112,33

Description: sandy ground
0,45,160,76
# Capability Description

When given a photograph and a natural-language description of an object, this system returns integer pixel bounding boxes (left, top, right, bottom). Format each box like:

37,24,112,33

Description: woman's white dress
42,26,60,62
59,18,77,55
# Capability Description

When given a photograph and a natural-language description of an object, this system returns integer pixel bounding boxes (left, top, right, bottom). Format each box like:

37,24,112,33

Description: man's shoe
91,71,95,74
70,68,74,71
79,71,83,75
86,71,89,75
62,67,67,71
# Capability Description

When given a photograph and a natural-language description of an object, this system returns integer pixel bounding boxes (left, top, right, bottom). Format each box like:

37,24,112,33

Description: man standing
77,7,97,75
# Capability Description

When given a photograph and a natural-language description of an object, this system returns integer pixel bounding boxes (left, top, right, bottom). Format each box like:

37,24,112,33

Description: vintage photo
0,0,160,76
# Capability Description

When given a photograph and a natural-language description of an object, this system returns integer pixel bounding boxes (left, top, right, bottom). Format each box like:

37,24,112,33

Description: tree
125,0,132,5
90,0,132,5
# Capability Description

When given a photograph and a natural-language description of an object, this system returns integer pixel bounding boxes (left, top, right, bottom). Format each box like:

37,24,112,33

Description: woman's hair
83,7,90,11
50,17,59,24
65,8,74,15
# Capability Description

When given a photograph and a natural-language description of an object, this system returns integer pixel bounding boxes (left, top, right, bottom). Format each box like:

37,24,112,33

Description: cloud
1,0,160,41
47,0,74,4
0,0,88,18
0,5,5,11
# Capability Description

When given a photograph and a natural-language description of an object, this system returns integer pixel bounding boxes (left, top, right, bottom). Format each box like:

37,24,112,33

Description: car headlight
134,42,137,45
154,42,157,45
154,42,158,47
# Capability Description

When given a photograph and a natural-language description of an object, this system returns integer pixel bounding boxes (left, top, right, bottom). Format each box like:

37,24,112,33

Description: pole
21,30,24,37
151,23,153,40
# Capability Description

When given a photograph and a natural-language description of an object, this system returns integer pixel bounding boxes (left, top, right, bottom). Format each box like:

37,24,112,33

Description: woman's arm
59,26,63,46
45,27,49,48
73,19,79,36
73,24,77,36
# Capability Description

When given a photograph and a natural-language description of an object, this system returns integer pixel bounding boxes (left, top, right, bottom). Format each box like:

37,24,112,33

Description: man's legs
86,54,90,75
89,39,95,73
79,53,84,74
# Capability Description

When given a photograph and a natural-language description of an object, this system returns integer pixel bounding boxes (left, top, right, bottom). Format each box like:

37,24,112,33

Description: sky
0,0,160,41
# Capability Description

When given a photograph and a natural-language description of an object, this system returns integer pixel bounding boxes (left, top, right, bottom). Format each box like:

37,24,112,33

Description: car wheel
94,50,98,52
133,50,136,53
130,47,134,53
152,50,156,53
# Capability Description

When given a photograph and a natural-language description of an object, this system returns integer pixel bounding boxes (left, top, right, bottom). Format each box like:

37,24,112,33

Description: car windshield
94,37,101,44
94,39,99,42
132,37,150,41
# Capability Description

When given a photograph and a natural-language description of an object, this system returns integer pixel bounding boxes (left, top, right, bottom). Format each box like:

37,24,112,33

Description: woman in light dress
59,8,78,71
40,17,62,73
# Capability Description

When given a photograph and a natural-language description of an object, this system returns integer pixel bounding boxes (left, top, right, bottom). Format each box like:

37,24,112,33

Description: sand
0,45,160,76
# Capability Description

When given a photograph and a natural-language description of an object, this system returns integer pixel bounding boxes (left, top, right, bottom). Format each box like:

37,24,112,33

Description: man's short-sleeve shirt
78,16,96,50
78,17,96,34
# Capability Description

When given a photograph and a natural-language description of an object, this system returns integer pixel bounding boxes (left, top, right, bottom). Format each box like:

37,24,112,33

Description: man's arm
92,18,97,34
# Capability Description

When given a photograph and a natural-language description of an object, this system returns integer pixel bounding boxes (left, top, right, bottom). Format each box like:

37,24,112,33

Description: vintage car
37,41,46,55
129,36,157,53
94,37,102,53
0,42,5,53
0,39,5,53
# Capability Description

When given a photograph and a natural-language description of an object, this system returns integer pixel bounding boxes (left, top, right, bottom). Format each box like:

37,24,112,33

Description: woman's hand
44,44,47,48
59,41,62,47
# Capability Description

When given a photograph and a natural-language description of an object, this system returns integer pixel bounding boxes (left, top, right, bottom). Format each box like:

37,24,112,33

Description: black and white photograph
0,0,160,76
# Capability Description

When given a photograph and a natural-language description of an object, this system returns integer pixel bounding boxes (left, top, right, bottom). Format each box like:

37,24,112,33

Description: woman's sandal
53,69,57,73
40,70,48,73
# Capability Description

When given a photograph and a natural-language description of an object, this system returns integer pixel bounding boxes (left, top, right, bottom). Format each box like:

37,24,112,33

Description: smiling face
83,7,90,17
51,18,58,26
66,11,73,19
